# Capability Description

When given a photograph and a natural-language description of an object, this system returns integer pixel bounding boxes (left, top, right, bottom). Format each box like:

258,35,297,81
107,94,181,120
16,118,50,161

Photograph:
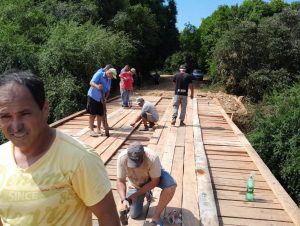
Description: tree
212,8,300,100
111,4,159,73
38,21,135,84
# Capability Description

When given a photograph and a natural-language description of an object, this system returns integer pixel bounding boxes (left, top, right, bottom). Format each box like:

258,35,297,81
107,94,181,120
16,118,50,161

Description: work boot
180,120,186,126
149,122,155,128
139,125,149,131
171,119,176,125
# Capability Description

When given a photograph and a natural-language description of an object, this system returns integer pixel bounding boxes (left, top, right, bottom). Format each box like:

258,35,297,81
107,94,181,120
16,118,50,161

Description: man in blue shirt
87,65,117,137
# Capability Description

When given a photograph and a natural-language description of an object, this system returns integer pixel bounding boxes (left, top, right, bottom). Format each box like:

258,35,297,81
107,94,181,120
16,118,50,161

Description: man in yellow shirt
0,70,120,226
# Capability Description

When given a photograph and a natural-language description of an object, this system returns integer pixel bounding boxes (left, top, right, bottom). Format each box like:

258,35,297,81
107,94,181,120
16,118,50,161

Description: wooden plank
182,98,200,226
193,98,219,226
220,217,294,226
218,204,292,222
214,98,300,226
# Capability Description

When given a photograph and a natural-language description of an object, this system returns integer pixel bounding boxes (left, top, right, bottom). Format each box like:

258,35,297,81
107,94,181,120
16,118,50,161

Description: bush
43,73,85,123
242,68,295,102
247,83,300,205
38,21,135,84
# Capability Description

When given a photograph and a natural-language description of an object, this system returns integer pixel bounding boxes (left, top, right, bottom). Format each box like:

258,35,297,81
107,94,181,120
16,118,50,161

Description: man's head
127,142,145,168
131,68,136,75
179,64,187,72
104,64,113,71
106,68,117,79
0,70,45,109
136,97,144,107
0,70,49,151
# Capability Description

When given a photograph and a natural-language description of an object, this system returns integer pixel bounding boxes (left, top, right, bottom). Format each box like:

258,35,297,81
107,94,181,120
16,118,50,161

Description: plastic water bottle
246,172,255,201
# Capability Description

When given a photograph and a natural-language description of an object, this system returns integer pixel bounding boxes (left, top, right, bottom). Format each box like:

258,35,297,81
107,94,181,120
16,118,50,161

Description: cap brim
127,158,143,168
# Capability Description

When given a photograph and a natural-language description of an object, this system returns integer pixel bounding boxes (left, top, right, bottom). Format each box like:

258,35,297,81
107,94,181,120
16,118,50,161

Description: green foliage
0,23,38,71
242,69,296,101
213,8,300,100
247,83,300,205
111,4,160,72
43,73,85,123
164,51,198,73
38,21,135,84
0,132,7,145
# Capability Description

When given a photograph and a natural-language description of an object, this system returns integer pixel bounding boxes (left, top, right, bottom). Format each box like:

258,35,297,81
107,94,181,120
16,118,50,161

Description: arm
90,80,103,90
189,83,194,99
130,115,142,127
117,178,131,209
116,178,127,203
127,177,160,202
89,190,121,226
0,219,2,226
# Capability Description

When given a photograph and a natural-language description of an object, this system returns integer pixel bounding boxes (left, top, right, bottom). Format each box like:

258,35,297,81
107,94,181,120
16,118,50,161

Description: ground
133,74,251,133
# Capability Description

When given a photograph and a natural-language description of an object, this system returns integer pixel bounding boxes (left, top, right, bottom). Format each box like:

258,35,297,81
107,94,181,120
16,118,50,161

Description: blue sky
176,0,297,31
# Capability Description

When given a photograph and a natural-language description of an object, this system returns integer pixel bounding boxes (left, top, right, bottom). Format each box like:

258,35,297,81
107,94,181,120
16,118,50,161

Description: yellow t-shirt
0,130,111,226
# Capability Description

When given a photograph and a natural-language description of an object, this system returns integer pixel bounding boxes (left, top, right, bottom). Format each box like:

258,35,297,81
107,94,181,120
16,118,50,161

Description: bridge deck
52,95,299,226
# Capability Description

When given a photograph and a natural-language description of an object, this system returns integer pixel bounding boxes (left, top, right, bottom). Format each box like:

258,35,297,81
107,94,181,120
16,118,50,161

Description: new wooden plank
193,98,219,226
182,98,200,226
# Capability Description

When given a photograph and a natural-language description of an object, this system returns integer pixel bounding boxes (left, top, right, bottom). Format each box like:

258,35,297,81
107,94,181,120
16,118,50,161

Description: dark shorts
86,96,104,116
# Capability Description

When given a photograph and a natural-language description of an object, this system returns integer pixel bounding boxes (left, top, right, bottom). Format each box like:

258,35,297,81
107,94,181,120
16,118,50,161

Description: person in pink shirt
119,65,134,107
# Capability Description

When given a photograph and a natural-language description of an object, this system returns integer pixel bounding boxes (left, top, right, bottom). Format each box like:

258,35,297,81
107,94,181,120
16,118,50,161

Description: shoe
139,126,149,131
171,119,176,125
151,219,163,226
180,120,186,126
149,122,155,128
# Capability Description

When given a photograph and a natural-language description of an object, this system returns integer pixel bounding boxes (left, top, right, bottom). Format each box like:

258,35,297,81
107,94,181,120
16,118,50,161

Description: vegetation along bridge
51,94,300,226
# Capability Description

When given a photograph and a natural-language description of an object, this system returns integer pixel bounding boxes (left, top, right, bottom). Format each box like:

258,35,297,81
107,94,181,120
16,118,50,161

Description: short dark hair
0,70,45,109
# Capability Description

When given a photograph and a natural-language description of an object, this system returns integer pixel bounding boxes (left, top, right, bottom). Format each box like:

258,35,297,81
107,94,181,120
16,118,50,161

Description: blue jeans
127,169,176,218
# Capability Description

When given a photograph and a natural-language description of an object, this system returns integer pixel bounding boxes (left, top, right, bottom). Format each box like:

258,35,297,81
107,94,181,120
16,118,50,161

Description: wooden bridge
51,94,300,226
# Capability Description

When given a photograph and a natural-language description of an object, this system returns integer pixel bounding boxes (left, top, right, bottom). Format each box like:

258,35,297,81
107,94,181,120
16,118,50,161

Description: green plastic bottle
246,172,255,201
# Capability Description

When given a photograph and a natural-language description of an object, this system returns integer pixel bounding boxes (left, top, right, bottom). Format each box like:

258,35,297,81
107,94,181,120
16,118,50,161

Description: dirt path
133,74,250,133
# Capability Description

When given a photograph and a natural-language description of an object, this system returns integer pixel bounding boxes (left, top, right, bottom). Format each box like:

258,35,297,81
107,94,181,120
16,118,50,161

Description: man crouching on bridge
116,141,177,225
0,70,120,226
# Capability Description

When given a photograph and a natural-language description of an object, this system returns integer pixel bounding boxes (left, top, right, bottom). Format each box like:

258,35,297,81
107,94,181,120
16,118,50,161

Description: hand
98,84,103,90
121,199,130,209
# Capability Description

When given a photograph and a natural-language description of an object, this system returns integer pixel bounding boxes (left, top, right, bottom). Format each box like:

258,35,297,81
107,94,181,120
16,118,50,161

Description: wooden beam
193,98,219,226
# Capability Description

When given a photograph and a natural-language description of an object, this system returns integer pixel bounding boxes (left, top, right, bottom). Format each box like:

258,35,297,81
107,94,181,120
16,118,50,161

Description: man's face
106,71,113,80
0,83,48,151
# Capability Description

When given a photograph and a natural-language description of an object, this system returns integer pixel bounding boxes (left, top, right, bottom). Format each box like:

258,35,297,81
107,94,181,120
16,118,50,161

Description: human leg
139,112,149,131
127,188,145,219
89,115,96,131
124,90,130,107
96,115,103,134
179,96,187,122
171,95,180,125
152,170,177,222
121,89,128,107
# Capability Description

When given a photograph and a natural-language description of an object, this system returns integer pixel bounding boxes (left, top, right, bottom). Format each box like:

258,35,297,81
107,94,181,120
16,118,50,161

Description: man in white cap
87,65,117,136
130,97,159,131
116,142,176,225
